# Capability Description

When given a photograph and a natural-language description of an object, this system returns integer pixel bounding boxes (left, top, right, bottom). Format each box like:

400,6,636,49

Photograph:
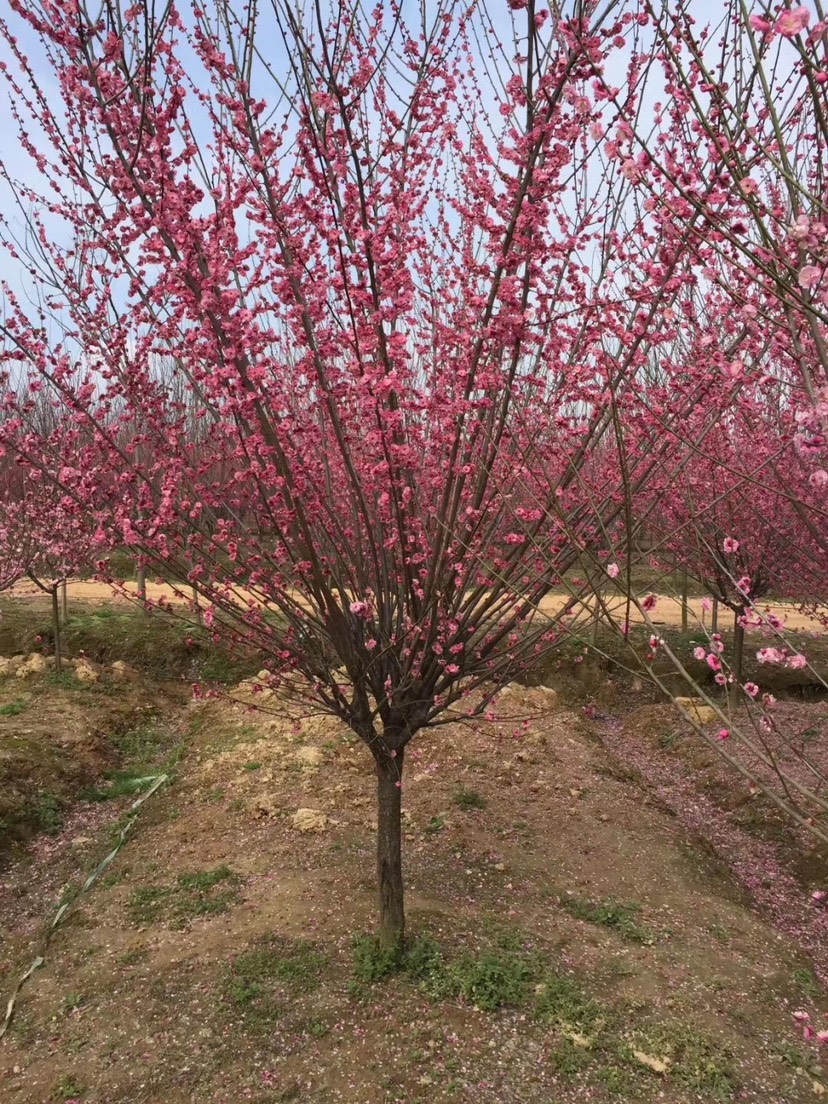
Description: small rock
294,746,324,769
71,836,92,846
561,1029,592,1049
15,654,48,679
632,1050,670,1074
110,660,136,682
74,663,99,684
673,696,717,726
292,808,327,833
252,794,280,818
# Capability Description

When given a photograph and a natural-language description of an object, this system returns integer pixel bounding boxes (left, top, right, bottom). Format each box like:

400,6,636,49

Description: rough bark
375,747,405,953
51,585,62,672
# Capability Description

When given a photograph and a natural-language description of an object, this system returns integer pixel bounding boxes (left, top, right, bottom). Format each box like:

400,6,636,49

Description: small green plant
453,789,487,811
624,1025,738,1100
32,791,64,835
353,934,404,981
793,967,821,999
55,1073,84,1100
0,699,28,716
81,770,159,802
243,761,262,771
558,895,655,945
128,865,241,927
61,993,84,1014
225,936,327,1030
424,815,444,834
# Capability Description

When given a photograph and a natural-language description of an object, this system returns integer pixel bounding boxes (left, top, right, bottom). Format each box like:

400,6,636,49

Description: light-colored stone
292,808,327,833
15,653,48,679
294,746,324,770
74,662,99,684
0,657,12,678
252,793,280,818
109,660,136,682
632,1050,670,1074
672,697,717,726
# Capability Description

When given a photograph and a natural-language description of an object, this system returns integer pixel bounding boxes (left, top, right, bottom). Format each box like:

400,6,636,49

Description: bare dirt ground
8,578,825,634
1,644,827,1103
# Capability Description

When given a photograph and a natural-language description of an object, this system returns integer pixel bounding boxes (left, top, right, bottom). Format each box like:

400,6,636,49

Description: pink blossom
790,214,812,240
701,597,712,612
809,469,828,487
693,646,707,660
736,575,752,594
799,264,822,290
349,600,371,618
744,681,759,698
748,15,773,33
775,7,811,37
722,536,740,553
606,562,620,578
812,889,827,902
788,653,808,669
706,653,722,672
641,594,658,612
757,647,785,664
504,532,526,545
716,728,730,741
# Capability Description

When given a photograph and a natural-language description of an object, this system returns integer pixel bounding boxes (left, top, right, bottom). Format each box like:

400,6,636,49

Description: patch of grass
452,788,487,811
61,993,84,1014
81,770,159,802
558,895,656,945
55,1073,84,1101
127,865,241,927
32,790,65,835
225,936,327,1030
0,699,28,716
243,761,262,771
793,966,822,999
353,931,543,1013
624,1024,738,1100
424,815,444,834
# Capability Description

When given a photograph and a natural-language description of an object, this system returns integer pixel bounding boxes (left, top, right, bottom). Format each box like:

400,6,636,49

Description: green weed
559,895,656,945
452,789,487,811
225,936,327,1031
128,865,241,927
0,700,28,717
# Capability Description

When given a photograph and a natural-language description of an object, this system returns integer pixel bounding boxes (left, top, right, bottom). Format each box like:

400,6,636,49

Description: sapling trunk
51,585,62,673
137,564,147,608
61,579,68,624
681,566,689,633
375,747,405,953
730,611,745,709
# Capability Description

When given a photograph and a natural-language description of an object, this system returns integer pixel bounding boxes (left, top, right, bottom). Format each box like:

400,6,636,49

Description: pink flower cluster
792,1010,828,1044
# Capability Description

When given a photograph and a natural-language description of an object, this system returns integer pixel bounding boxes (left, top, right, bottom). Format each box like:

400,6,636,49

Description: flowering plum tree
1,0,828,940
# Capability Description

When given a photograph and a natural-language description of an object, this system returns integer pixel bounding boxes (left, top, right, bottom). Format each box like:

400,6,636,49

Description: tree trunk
192,584,203,626
136,564,147,609
681,566,689,633
61,580,68,624
711,597,719,632
51,585,62,673
730,611,745,709
376,748,405,954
